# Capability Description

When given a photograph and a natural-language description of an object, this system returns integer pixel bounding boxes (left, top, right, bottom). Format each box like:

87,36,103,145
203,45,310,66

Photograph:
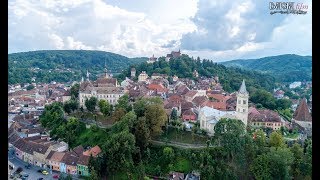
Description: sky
8,0,312,61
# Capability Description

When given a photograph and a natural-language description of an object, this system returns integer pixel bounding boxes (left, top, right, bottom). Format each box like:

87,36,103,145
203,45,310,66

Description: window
238,108,240,111
253,123,256,125
238,100,241,104
243,109,246,112
243,100,247,104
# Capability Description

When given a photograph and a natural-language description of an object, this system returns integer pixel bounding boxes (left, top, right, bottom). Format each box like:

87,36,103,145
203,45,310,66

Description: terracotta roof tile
83,145,102,157
293,98,312,122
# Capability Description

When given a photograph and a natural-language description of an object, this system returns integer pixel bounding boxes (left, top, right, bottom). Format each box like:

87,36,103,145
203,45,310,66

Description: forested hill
8,50,148,84
118,55,276,93
221,54,312,82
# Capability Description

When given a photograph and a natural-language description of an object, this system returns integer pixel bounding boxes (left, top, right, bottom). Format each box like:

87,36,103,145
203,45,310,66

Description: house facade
199,80,249,135
79,72,125,107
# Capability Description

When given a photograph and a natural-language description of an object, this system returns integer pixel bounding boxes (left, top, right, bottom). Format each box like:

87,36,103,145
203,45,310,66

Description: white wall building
138,71,148,82
289,81,302,89
199,80,249,135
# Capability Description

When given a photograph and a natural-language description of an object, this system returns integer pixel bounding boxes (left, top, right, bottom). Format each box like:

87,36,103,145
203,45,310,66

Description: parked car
42,170,49,175
16,167,23,173
53,174,59,179
23,173,29,177
25,164,31,169
37,169,43,173
37,178,44,180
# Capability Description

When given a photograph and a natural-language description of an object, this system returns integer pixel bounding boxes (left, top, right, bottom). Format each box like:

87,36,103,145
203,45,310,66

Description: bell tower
236,79,249,126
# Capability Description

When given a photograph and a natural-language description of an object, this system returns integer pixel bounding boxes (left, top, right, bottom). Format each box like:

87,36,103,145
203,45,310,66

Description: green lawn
108,171,141,180
69,111,115,126
284,132,299,139
75,126,109,147
173,157,192,173
158,127,209,144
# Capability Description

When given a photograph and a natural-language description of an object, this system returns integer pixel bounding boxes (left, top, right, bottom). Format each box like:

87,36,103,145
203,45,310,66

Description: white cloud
48,34,64,49
8,0,197,57
9,0,311,61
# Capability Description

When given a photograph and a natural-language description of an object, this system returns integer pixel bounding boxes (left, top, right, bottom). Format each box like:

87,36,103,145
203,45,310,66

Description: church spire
238,79,248,94
104,59,109,78
86,70,90,81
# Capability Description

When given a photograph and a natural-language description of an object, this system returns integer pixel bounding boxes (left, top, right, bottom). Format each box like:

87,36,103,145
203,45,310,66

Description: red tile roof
293,98,312,122
147,84,167,92
184,90,197,98
201,100,226,110
83,145,102,157
248,108,281,122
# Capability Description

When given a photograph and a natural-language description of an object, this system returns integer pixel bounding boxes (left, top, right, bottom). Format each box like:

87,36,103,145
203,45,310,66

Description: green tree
63,102,72,114
250,153,271,180
133,97,163,117
115,94,132,112
111,108,126,122
290,143,304,178
254,129,266,149
85,96,98,113
70,83,80,99
269,131,285,148
250,89,276,110
301,140,312,177
133,117,150,151
98,99,111,116
104,130,136,174
251,147,294,180
89,167,99,180
276,99,292,110
213,118,246,162
26,84,34,90
145,104,167,137
170,108,178,120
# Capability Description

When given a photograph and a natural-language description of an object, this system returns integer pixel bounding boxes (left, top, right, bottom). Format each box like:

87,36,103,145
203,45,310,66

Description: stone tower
236,79,249,126
131,68,136,77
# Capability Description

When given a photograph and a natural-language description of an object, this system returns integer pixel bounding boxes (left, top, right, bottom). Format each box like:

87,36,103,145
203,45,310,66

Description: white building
79,69,125,107
289,81,302,89
199,106,237,135
199,80,249,135
138,71,148,82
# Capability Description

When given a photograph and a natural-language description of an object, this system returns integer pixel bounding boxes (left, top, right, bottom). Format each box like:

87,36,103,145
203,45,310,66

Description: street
8,149,58,180
8,148,82,180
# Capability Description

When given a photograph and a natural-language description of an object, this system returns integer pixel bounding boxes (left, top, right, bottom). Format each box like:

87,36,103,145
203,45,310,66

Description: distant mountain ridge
8,50,148,84
221,54,312,82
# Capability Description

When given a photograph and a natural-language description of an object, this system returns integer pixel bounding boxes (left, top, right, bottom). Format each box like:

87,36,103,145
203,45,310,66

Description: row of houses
8,124,101,177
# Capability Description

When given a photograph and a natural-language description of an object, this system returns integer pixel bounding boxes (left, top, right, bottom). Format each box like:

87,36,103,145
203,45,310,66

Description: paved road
8,148,58,180
8,148,82,180
150,140,208,149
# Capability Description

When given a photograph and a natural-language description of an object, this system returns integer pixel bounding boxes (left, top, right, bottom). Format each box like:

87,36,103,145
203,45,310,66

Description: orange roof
206,94,230,102
168,95,182,103
147,84,167,92
83,145,102,157
201,100,226,110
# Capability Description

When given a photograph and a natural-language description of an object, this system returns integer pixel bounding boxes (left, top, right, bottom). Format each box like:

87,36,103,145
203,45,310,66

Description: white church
199,80,249,135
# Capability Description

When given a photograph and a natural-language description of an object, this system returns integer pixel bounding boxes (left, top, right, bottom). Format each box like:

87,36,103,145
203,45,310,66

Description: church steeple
236,79,249,126
238,79,248,94
86,70,90,81
104,60,109,78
